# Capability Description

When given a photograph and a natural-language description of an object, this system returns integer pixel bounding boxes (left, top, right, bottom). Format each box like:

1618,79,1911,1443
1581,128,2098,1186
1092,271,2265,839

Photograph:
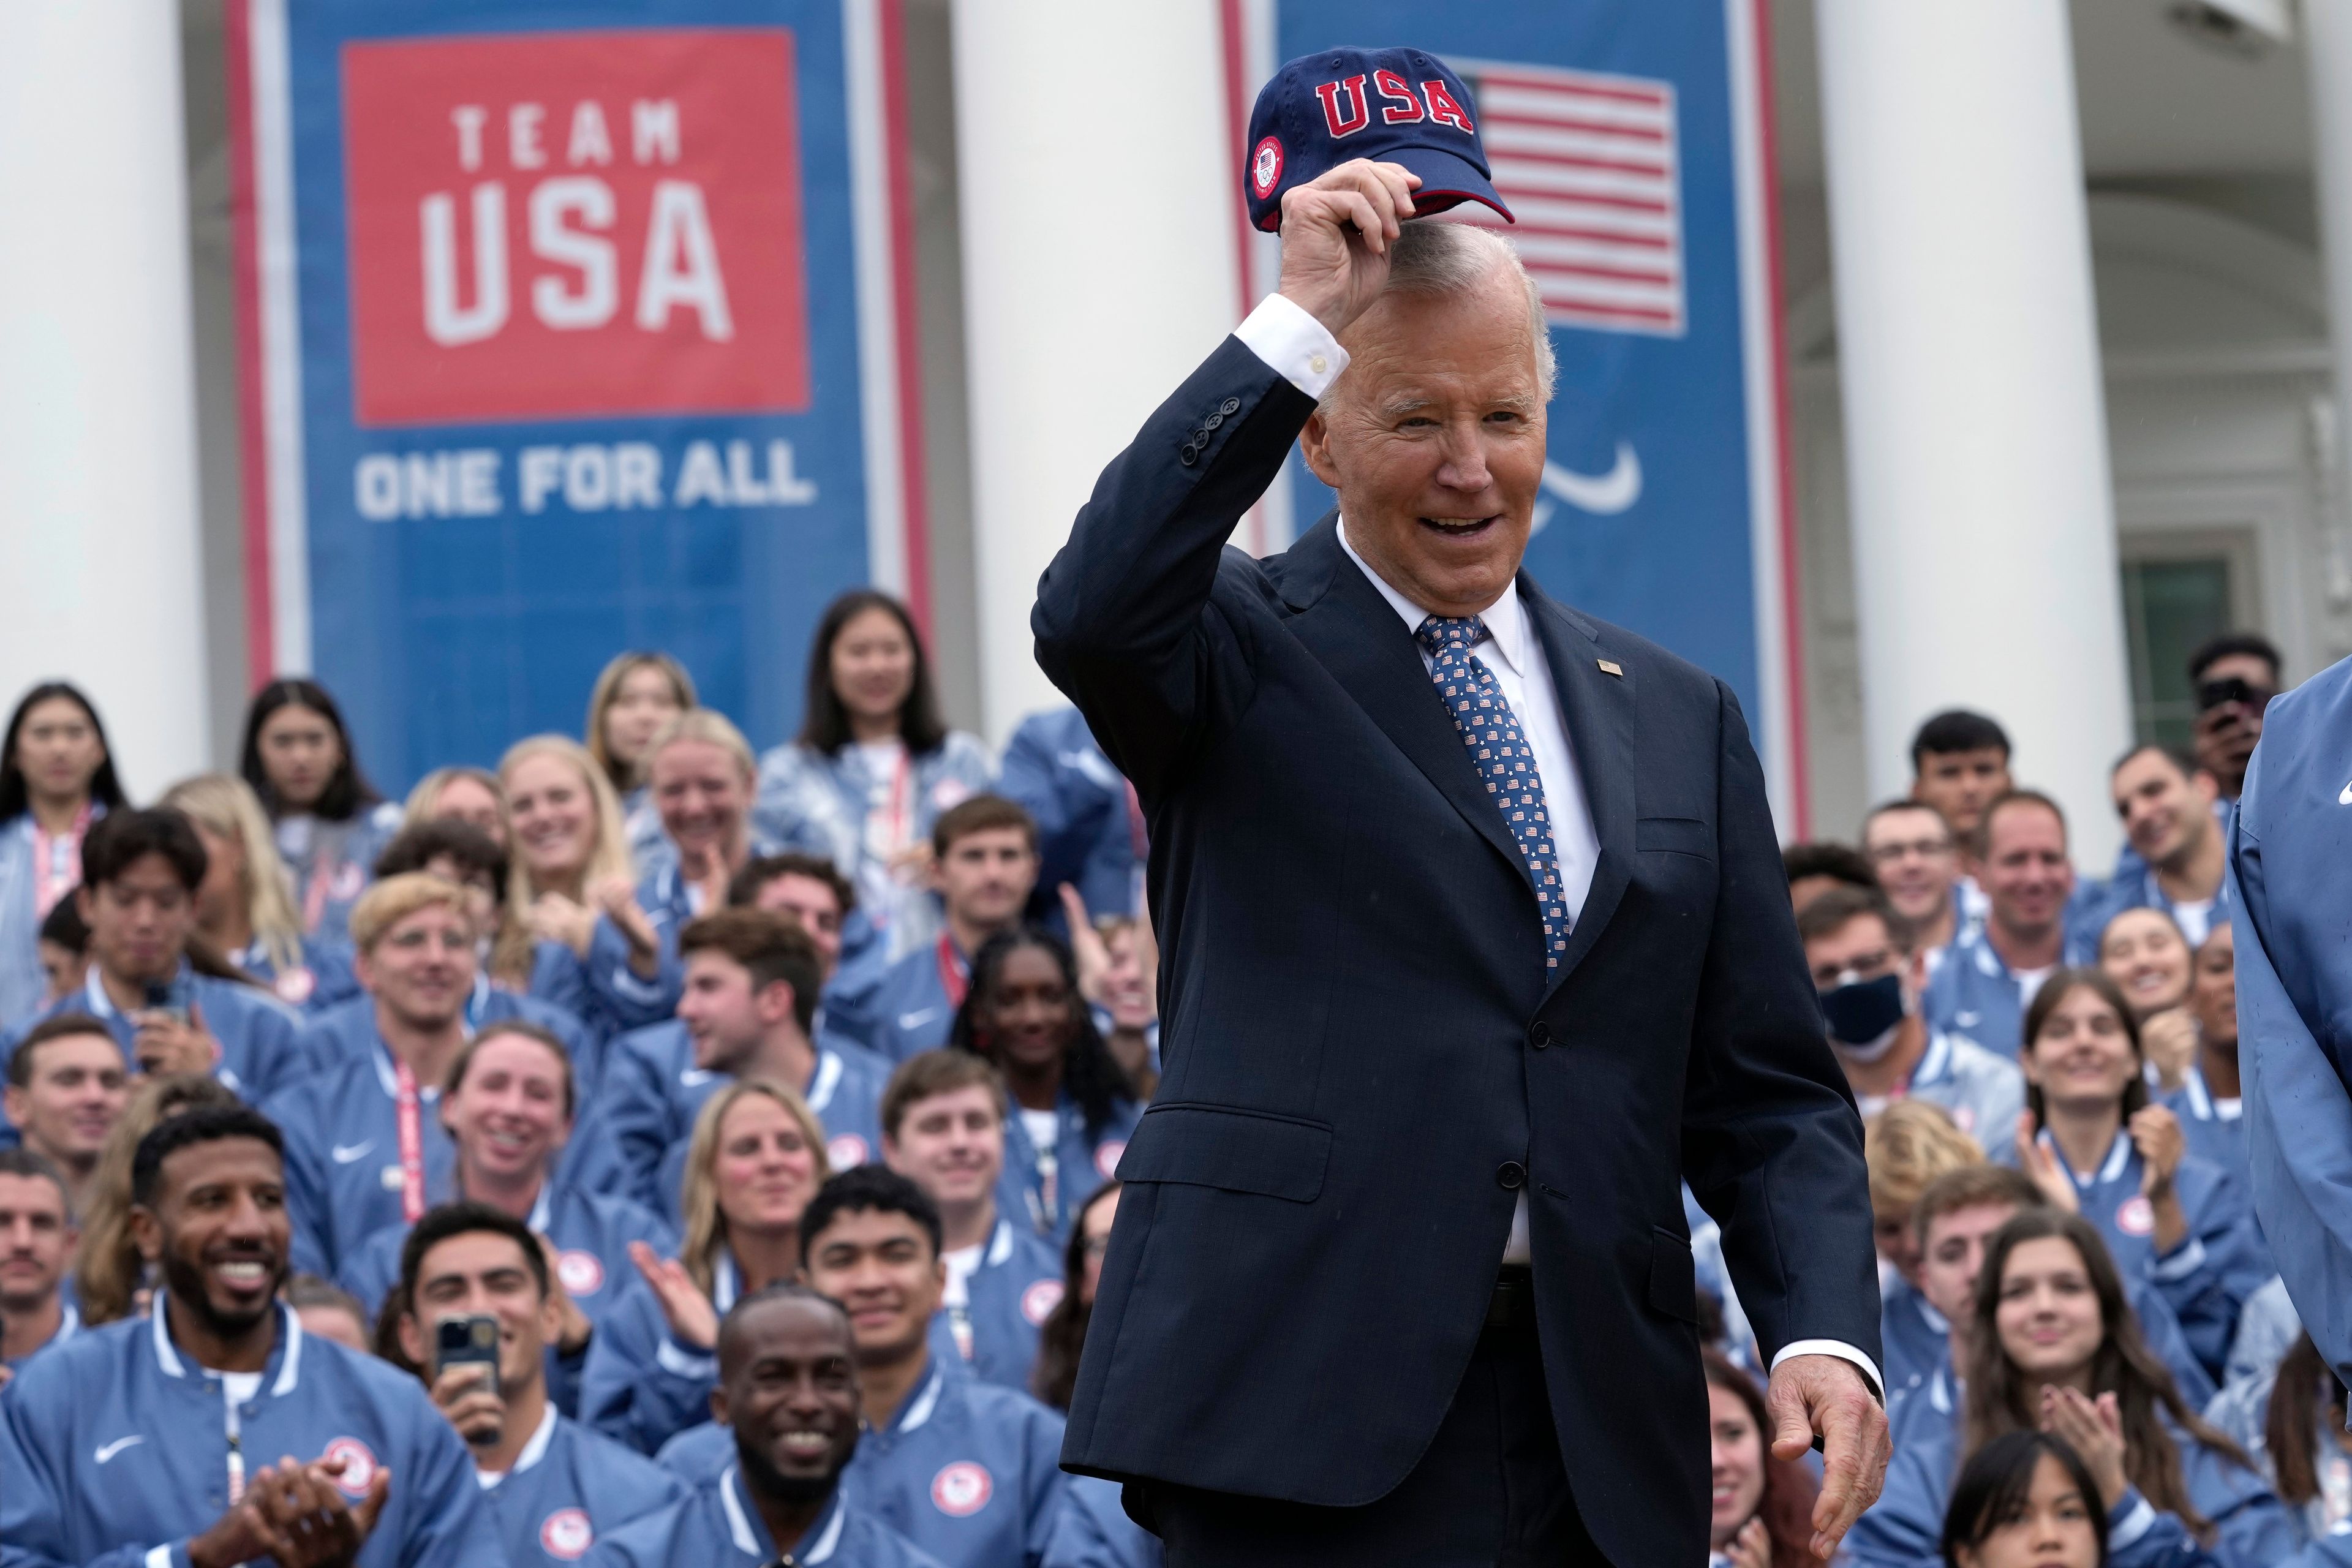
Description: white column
1815,1,2129,865
951,0,1240,742
2304,5,2352,630
0,4,210,797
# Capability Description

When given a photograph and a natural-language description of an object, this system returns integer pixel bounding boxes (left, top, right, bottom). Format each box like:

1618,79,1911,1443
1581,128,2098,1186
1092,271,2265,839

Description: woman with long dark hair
2202,1332,2352,1548
1845,1208,2290,1564
237,678,403,945
949,926,1140,1242
1703,1351,1820,1568
1939,1431,2110,1568
752,590,992,962
2010,967,2267,1381
0,682,124,1028
1033,1178,1121,1411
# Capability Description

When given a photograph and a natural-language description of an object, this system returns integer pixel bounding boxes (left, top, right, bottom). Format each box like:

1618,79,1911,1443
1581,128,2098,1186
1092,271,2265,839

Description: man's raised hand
1276,159,1422,339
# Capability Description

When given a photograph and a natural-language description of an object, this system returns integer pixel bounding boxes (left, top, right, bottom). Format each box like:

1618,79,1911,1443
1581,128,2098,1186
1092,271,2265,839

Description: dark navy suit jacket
1030,334,1879,1566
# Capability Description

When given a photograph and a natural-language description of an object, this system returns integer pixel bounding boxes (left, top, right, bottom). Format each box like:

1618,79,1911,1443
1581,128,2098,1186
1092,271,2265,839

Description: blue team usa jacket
998,707,1143,932
1848,1368,2297,1566
1,963,315,1142
478,1408,683,1568
2232,654,2352,1384
0,1299,503,1568
654,1355,1065,1568
585,1467,944,1568
598,1017,889,1212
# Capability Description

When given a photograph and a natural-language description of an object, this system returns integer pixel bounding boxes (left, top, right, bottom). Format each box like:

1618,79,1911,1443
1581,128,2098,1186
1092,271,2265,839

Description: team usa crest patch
1020,1278,1066,1325
322,1437,379,1499
540,1507,594,1559
932,1460,993,1517
1250,135,1283,198
556,1249,605,1296
827,1133,870,1169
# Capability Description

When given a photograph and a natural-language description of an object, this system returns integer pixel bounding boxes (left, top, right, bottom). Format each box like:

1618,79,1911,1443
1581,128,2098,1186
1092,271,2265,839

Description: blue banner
237,0,920,788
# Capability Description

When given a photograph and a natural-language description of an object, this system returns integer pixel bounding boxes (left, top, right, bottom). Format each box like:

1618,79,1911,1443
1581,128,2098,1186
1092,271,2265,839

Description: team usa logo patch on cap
540,1508,595,1559
322,1437,379,1498
2115,1195,2155,1237
1020,1278,1065,1326
1250,135,1283,198
932,1460,993,1517
556,1249,605,1296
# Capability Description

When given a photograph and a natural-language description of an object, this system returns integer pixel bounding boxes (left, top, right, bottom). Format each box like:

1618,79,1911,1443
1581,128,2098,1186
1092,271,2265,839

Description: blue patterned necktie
1415,614,1569,969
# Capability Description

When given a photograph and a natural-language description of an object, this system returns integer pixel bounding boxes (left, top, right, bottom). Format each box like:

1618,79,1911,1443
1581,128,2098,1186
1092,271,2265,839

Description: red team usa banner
228,0,925,786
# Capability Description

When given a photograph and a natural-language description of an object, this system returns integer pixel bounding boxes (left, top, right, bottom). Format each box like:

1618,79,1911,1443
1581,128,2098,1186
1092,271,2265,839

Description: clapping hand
2015,1112,2080,1215
2138,1009,2198,1092
2041,1386,2128,1510
628,1241,718,1352
1723,1515,1773,1568
187,1452,390,1568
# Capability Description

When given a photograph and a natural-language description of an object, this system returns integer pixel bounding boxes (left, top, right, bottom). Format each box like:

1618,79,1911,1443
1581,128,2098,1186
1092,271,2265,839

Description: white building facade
2,0,2345,861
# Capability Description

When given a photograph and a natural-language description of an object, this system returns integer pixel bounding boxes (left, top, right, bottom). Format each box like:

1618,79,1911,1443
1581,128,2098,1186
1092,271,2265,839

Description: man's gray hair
1341,222,1557,402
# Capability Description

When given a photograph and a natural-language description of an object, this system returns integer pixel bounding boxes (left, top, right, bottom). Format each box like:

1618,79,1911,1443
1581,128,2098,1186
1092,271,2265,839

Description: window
2120,556,2233,748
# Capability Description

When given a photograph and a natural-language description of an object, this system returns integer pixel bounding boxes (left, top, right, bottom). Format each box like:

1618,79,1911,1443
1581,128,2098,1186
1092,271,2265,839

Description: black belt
1487,1265,1536,1330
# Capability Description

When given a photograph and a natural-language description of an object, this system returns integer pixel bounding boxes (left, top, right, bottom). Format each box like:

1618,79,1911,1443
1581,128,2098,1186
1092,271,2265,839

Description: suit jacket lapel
1525,579,1635,997
1279,518,1532,887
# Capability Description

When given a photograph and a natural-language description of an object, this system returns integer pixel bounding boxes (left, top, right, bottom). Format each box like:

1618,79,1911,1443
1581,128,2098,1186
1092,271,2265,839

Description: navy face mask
1819,973,1905,1056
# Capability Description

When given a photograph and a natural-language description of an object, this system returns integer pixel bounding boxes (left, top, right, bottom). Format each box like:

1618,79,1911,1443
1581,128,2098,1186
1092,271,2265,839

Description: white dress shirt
1232,293,1881,1395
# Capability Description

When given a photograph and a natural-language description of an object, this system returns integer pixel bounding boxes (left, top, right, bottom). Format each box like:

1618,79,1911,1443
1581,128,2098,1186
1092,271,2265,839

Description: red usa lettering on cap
1315,74,1476,140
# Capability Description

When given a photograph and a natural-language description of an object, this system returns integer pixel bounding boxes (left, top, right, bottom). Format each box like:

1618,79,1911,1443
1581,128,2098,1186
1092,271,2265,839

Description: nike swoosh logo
96,1436,145,1463
680,1069,715,1087
1956,1012,1981,1028
2340,780,2351,805
331,1142,375,1164
1530,443,1643,536
898,1007,940,1030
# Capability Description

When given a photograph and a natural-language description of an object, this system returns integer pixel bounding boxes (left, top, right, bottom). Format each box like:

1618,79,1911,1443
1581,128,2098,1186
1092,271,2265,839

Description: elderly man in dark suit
1032,153,1890,1566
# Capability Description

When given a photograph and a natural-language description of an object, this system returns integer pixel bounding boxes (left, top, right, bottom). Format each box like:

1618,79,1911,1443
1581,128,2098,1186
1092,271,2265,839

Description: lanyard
936,936,968,1010
300,850,337,935
872,748,913,855
224,1384,248,1504
1027,1120,1060,1232
394,1060,428,1223
29,804,90,919
947,1302,974,1362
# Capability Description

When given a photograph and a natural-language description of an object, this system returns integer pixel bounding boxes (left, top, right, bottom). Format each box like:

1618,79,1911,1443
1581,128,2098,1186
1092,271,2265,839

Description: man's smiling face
1300,254,1548,617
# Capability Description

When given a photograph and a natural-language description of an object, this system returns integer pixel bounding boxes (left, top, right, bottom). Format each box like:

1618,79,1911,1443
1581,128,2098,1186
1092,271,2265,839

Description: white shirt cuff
2148,1234,2208,1283
1770,1339,1885,1401
1233,293,1348,401
2107,1493,2157,1550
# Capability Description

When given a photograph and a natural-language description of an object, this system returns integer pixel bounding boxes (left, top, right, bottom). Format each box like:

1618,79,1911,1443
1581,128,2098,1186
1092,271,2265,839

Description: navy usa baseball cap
1245,47,1510,233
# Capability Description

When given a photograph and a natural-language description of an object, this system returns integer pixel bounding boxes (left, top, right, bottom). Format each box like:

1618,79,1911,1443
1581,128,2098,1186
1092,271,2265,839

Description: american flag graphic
1450,59,1686,337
